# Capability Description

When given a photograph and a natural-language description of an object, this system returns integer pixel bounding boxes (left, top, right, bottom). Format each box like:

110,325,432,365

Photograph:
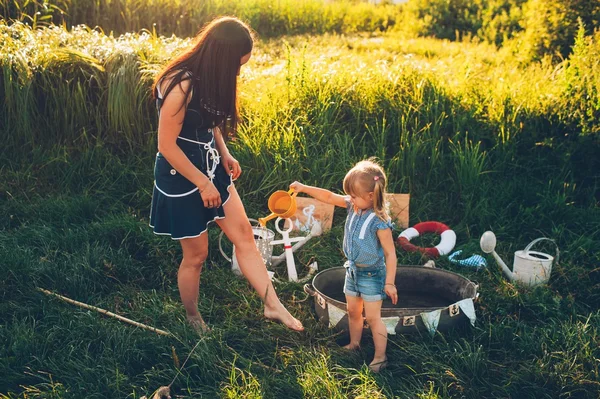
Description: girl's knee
365,312,382,327
347,307,363,319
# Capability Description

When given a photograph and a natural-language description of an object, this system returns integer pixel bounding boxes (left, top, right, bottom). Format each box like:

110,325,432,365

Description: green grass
1,22,599,398
0,0,401,37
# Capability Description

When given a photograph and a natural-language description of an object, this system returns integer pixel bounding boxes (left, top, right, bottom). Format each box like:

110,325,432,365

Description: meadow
1,13,599,399
0,0,400,37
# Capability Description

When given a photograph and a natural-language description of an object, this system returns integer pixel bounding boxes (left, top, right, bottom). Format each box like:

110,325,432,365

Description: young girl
290,159,398,372
150,16,303,333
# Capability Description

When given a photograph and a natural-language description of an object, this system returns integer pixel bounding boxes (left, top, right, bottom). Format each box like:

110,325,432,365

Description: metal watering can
480,231,559,286
258,189,298,227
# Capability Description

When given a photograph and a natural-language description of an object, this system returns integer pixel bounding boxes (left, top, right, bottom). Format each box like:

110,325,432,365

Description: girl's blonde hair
343,158,390,221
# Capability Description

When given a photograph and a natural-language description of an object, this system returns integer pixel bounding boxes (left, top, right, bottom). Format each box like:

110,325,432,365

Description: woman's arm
289,182,347,208
214,125,241,180
213,124,230,157
378,228,398,305
157,78,221,207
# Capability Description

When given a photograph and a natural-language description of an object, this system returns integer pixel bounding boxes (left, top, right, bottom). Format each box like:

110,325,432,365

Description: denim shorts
343,261,387,302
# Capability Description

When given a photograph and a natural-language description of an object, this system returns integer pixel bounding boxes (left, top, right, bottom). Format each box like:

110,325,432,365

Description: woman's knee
182,248,208,270
180,235,209,270
229,222,255,251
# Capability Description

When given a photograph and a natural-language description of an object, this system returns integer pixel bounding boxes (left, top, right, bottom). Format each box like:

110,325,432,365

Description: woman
149,16,303,332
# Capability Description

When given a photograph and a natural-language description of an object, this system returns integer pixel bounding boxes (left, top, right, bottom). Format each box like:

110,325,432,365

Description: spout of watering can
492,251,516,281
480,231,515,281
258,213,277,227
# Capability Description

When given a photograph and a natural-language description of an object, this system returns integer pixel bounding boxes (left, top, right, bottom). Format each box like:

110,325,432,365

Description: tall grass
1,22,599,398
0,0,401,37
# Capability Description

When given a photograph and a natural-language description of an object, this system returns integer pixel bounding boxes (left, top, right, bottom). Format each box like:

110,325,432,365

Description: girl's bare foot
368,357,388,373
263,303,304,331
187,315,211,335
342,343,360,351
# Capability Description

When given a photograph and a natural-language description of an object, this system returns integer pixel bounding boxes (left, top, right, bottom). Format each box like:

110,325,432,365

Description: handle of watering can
524,237,560,264
219,218,262,262
303,284,316,296
289,189,298,198
218,230,232,262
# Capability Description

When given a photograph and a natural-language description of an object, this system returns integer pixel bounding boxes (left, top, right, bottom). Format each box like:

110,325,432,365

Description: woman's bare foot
263,303,304,331
342,343,360,351
187,315,210,335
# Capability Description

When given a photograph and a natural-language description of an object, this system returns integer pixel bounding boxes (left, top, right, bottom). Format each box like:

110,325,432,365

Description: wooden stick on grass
37,287,171,336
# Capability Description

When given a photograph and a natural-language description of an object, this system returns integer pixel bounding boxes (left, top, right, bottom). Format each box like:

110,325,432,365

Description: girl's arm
378,228,398,305
289,182,347,208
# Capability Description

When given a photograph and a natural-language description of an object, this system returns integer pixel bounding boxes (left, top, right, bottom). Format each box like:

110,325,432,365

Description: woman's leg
364,300,387,371
343,295,364,350
179,233,209,332
216,186,303,331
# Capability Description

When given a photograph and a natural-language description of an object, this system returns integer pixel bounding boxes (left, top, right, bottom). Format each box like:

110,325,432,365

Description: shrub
478,0,527,46
514,0,600,61
561,24,600,136
399,0,486,41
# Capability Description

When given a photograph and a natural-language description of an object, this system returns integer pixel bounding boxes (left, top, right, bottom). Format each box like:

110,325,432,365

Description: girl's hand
199,182,222,209
221,153,242,180
385,284,398,305
289,181,306,193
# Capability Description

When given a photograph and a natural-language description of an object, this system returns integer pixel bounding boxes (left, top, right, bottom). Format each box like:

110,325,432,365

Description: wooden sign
286,197,335,233
285,193,409,233
386,193,410,229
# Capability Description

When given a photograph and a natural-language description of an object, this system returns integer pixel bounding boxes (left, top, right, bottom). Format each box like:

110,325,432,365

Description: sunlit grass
1,22,599,398
0,0,401,37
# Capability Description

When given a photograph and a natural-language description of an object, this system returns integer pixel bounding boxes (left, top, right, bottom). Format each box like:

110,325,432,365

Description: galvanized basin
304,266,478,334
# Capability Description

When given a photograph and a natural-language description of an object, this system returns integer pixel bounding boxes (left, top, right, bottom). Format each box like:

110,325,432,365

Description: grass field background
1,6,599,398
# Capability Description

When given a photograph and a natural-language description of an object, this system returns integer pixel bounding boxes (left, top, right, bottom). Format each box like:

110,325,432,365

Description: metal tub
304,266,478,334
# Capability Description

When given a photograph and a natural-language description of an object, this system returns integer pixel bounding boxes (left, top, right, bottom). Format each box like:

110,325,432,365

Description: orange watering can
258,189,298,226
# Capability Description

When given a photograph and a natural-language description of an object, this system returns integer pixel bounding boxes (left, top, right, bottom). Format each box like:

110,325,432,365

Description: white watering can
480,231,559,286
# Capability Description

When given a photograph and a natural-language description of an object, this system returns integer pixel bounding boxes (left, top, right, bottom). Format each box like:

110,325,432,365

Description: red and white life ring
397,221,456,258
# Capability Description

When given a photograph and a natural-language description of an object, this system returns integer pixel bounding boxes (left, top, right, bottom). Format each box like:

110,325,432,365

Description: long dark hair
152,16,254,135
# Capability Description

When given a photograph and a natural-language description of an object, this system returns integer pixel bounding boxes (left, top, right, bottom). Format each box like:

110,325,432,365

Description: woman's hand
199,181,222,209
221,153,242,181
385,284,398,305
289,181,306,193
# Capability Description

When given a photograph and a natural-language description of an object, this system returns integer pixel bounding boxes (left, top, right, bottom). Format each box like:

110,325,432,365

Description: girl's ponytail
372,173,389,222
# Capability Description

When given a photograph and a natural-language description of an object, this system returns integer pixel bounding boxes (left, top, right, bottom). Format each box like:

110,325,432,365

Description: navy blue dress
149,73,233,239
